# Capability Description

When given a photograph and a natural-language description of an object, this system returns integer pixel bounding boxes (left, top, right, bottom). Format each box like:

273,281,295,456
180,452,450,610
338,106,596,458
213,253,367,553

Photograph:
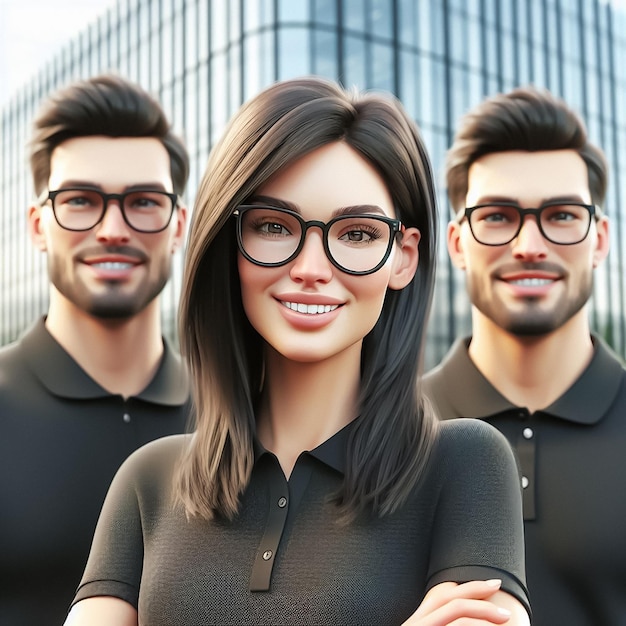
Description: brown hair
177,76,439,522
446,86,608,211
29,74,189,195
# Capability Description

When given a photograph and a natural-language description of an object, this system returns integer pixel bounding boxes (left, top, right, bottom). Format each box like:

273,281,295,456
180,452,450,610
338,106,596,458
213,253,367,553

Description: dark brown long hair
446,86,608,211
177,77,439,522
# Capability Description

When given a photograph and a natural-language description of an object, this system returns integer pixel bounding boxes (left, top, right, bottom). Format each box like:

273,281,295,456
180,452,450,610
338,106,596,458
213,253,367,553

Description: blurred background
1,0,625,367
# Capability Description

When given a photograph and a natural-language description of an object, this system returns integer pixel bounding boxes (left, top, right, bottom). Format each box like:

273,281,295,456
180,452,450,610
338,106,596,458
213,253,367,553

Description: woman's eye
341,230,373,242
259,222,291,235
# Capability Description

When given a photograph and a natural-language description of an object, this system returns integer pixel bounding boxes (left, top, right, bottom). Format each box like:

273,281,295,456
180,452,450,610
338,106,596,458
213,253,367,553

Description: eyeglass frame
38,186,180,233
457,200,602,246
233,204,404,276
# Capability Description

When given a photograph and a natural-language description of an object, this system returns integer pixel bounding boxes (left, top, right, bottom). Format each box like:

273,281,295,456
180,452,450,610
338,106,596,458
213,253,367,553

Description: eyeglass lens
468,204,592,245
238,207,395,273
51,188,174,232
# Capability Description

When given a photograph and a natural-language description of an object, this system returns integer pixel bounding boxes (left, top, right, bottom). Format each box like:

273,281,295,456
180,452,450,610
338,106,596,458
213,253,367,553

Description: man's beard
467,266,593,337
48,248,172,320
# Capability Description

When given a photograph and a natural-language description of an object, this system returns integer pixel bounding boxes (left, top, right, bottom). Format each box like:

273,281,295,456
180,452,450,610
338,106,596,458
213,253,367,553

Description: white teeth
282,301,339,314
509,278,553,287
92,262,134,270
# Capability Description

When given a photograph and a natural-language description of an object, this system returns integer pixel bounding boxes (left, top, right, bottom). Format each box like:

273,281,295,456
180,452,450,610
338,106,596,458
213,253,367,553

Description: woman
65,77,530,625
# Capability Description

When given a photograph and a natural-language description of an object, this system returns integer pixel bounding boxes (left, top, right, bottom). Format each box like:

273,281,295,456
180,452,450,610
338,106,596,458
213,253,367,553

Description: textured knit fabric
73,418,530,625
424,335,626,626
0,318,191,626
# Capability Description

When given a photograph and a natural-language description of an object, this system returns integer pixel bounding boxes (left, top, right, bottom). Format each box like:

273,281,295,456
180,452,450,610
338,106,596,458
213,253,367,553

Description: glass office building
1,0,625,366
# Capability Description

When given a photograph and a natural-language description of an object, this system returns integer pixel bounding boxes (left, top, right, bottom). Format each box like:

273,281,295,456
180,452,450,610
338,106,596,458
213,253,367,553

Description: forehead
466,149,591,205
255,141,394,218
48,135,172,191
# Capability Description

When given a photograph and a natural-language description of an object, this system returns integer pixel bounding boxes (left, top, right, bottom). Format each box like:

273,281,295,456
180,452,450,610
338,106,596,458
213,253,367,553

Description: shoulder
433,418,516,470
0,337,31,394
124,434,189,471
105,434,191,505
0,338,23,367
115,434,190,484
423,338,472,419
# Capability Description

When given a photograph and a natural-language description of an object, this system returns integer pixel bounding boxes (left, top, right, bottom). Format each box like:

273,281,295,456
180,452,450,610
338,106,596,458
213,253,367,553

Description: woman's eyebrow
246,196,386,218
245,195,299,212
330,205,386,218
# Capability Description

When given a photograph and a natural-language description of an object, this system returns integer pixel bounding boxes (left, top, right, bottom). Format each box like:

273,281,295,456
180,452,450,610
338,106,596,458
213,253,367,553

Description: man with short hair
424,87,625,625
0,75,191,625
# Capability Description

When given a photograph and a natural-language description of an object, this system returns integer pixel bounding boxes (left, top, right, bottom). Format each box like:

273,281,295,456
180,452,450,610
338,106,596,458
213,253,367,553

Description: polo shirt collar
20,317,189,405
543,334,623,424
253,419,353,475
438,334,623,425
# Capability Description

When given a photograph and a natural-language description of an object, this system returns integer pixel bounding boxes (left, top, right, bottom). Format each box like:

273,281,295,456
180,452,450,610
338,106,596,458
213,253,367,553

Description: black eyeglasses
40,187,179,233
459,201,599,246
233,205,403,276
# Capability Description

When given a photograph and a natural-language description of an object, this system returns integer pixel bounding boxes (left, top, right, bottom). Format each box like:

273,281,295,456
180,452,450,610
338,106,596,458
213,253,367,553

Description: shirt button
521,476,529,489
262,550,273,561
277,497,287,508
523,427,534,439
123,413,131,423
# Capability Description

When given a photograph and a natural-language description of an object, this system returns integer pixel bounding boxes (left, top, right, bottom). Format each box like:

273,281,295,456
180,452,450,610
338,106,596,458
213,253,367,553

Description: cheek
45,229,85,254
344,269,393,309
463,244,503,273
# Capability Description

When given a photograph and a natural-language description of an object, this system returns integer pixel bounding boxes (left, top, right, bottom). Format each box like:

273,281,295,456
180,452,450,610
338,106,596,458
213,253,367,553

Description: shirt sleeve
70,442,156,610
425,418,531,616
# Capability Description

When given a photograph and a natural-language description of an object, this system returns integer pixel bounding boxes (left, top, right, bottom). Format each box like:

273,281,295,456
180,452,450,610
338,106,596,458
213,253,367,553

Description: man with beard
423,86,626,625
0,75,190,626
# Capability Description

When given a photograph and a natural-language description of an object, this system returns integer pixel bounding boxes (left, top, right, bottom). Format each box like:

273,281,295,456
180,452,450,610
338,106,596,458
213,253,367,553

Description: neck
468,307,594,412
45,291,164,398
257,343,361,478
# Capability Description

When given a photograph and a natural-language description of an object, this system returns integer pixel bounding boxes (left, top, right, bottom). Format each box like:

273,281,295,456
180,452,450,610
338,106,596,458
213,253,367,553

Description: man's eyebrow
471,194,589,206
245,195,386,217
54,180,171,192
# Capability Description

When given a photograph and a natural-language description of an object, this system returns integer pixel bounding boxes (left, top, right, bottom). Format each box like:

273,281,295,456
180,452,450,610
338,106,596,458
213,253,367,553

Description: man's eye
482,212,511,223
62,195,97,207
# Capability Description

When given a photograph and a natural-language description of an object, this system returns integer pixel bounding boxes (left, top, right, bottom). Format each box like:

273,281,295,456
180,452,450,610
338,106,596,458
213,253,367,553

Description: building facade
1,0,625,366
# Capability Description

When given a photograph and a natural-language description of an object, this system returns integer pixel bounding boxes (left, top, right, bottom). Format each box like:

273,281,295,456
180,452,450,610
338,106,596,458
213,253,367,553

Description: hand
402,579,526,626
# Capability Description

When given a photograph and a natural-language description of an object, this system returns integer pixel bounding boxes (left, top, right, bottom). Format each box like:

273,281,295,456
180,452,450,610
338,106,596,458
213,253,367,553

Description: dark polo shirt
424,335,626,626
72,417,530,624
0,318,191,626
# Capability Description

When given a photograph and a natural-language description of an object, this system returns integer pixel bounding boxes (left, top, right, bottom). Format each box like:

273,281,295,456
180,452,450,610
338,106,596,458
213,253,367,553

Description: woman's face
237,141,419,364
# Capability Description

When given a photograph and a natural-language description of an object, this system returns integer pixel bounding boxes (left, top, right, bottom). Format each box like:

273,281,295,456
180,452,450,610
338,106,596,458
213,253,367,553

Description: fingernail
497,607,512,616
486,578,502,587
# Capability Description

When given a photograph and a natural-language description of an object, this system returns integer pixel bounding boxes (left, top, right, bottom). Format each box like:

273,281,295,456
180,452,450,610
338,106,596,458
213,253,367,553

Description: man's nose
95,201,132,243
511,215,549,261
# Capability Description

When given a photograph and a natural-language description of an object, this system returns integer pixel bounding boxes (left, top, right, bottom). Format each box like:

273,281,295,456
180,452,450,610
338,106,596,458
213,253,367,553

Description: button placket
517,420,537,521
249,460,289,592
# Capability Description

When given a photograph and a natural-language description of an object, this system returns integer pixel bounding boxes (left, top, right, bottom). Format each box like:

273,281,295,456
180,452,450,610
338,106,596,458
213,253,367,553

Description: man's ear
388,227,420,290
171,205,188,252
592,215,610,268
28,204,48,251
447,220,467,270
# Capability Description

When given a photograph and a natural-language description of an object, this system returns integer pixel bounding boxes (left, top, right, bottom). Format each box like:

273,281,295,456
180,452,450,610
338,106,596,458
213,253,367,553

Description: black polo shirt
0,318,191,626
72,417,530,624
423,335,626,626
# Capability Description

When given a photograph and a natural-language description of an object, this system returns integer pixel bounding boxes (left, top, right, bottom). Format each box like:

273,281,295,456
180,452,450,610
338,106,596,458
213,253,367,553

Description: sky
2,0,626,109
0,0,119,107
